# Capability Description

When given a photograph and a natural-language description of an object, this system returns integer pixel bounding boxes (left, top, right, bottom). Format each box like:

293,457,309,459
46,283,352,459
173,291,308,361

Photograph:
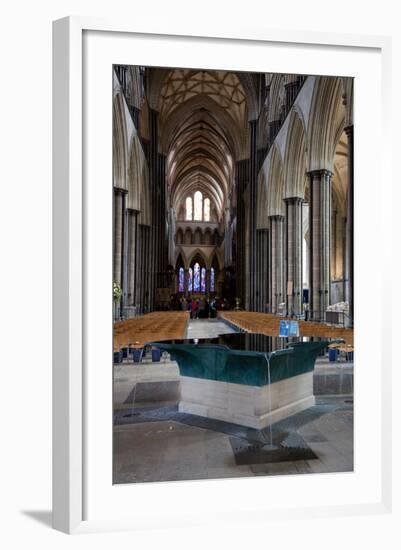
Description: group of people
180,296,217,319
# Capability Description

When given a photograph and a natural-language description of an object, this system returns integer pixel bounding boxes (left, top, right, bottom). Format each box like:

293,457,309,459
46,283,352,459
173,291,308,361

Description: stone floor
113,319,354,484
186,318,236,339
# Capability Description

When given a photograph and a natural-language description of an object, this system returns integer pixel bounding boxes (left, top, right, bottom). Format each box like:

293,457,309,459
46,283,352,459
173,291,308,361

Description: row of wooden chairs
221,311,354,346
113,311,189,351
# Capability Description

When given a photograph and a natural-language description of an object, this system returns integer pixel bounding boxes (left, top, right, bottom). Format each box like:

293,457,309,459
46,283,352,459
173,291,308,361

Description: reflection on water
152,333,324,353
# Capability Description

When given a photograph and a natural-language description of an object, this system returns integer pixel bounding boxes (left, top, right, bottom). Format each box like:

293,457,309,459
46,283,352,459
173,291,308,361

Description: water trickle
263,353,278,451
119,373,141,423
129,375,138,418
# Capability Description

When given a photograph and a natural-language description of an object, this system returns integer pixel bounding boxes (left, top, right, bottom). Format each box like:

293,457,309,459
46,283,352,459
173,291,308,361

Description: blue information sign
279,320,299,337
279,320,290,337
289,320,299,336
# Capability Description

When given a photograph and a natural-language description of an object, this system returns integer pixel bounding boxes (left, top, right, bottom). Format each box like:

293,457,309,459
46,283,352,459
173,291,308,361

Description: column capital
307,169,333,180
284,196,304,205
268,214,285,221
114,186,128,195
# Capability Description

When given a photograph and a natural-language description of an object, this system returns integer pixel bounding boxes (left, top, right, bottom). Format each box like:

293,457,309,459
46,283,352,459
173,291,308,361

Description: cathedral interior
113,65,354,483
113,66,353,322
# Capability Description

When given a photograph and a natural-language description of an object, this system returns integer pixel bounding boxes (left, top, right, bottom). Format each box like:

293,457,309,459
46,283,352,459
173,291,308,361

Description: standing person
210,297,216,318
205,298,210,319
200,297,206,318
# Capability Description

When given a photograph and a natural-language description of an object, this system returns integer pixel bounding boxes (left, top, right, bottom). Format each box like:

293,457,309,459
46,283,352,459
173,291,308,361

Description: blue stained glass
178,267,184,292
193,262,200,292
187,268,193,292
201,268,206,292
210,268,215,292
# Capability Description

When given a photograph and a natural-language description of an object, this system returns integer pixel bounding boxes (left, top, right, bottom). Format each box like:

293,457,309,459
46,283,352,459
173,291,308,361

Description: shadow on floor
21,510,52,528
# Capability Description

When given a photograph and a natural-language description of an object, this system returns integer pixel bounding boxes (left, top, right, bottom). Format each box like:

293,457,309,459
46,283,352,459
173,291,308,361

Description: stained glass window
204,197,210,221
187,268,193,292
210,267,215,292
186,197,192,220
194,191,203,221
178,267,184,292
201,267,206,292
193,262,200,292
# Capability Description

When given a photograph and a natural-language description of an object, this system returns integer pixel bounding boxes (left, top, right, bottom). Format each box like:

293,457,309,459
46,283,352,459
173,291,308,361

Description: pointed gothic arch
283,109,308,198
256,171,268,229
112,93,128,189
266,145,285,216
127,135,143,210
307,76,345,171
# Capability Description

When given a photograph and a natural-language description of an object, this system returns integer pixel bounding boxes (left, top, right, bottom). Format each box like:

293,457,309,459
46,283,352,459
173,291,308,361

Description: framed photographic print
53,17,392,534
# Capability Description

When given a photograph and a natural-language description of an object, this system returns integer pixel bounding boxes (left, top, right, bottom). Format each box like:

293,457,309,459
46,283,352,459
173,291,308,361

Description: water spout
263,353,278,450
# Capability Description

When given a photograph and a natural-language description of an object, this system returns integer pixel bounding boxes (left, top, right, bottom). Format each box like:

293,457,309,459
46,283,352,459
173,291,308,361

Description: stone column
262,228,269,312
143,226,151,313
113,187,126,287
345,125,354,326
256,229,269,312
128,209,138,306
184,268,189,297
158,153,167,289
248,119,258,310
136,225,143,313
148,108,159,311
255,230,261,311
285,197,303,316
206,269,211,295
308,169,332,321
122,202,129,308
235,159,248,305
269,215,284,314
342,215,347,303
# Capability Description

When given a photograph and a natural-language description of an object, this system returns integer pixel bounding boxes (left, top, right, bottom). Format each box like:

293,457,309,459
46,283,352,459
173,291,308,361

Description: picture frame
52,16,392,534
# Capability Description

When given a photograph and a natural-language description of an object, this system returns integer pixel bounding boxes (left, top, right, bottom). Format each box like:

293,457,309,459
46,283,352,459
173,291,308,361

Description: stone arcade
113,67,353,322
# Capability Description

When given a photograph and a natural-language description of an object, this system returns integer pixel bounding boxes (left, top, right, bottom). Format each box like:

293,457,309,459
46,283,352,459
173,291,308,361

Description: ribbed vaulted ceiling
158,69,248,221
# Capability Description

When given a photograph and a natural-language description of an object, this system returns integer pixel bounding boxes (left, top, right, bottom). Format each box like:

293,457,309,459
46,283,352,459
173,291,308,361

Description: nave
113,67,353,326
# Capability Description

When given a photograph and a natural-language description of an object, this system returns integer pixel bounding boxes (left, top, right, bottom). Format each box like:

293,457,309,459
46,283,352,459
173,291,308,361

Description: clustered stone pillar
148,108,158,311
285,197,303,316
135,224,143,311
308,169,332,321
122,208,129,307
235,159,248,306
113,187,127,286
128,209,139,307
148,108,168,311
345,125,354,326
269,215,284,314
256,229,269,312
113,187,128,318
184,268,189,296
248,119,258,310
